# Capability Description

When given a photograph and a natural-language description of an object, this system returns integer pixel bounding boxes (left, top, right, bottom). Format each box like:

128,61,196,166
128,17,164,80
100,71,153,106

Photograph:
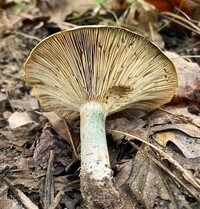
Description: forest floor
0,0,200,209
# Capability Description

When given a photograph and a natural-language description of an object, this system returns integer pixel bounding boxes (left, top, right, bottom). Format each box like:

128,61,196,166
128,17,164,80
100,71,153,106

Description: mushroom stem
80,102,110,177
80,101,118,207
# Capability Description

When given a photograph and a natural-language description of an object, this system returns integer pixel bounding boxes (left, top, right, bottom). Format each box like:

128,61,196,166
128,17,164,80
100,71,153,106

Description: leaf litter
0,0,200,208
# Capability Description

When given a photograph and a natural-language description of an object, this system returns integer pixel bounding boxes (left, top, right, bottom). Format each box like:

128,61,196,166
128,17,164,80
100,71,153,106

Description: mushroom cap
24,25,177,119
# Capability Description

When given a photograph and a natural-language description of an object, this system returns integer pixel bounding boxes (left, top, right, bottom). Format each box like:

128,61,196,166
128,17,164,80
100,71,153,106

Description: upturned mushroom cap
24,26,177,119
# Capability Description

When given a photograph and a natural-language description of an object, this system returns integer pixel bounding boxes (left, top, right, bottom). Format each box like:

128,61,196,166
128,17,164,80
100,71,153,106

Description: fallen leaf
12,178,39,190
8,111,39,129
33,123,73,168
0,197,23,209
0,3,35,34
115,160,133,187
146,0,191,14
42,112,74,148
0,178,24,209
0,129,28,146
10,97,39,110
166,52,200,94
153,131,200,158
152,123,200,138
165,52,200,114
165,149,200,171
177,107,200,124
1,111,44,146
127,144,192,209
107,117,147,141
54,176,69,191
41,112,79,159
120,0,164,47
147,107,200,158
60,192,83,209
36,0,97,27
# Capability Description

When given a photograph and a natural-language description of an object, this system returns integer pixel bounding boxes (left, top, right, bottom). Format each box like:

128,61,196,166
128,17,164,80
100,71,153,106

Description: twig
175,7,199,24
176,40,200,53
65,121,80,160
48,180,80,209
99,3,119,25
158,107,200,129
13,31,42,42
44,149,55,209
1,176,39,209
48,190,65,209
161,11,200,35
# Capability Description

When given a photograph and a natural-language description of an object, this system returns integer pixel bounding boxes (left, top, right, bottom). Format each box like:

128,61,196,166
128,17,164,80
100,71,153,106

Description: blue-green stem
80,101,112,180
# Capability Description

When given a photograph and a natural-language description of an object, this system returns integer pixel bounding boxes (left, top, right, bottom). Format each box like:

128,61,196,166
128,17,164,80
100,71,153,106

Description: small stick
1,176,38,209
48,190,65,209
13,31,42,42
44,149,55,209
64,121,80,159
158,107,200,128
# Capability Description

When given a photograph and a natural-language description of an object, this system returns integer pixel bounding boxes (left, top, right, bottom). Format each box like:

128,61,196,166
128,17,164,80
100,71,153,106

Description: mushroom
24,25,178,207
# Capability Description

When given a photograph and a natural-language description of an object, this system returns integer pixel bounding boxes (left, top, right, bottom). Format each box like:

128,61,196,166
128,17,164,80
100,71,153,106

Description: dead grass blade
44,150,55,209
161,11,200,35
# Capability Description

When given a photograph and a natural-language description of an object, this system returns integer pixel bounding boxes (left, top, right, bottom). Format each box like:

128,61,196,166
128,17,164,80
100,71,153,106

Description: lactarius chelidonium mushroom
24,26,177,207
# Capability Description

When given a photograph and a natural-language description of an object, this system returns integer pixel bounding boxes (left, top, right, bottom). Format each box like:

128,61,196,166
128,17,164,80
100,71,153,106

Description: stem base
80,174,119,208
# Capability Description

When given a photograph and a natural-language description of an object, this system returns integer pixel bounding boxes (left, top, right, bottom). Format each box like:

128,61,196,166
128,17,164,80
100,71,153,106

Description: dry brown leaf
151,123,200,137
120,0,164,47
41,112,79,159
127,144,193,209
0,197,23,209
0,3,35,34
165,52,200,114
1,111,45,146
54,176,69,191
166,106,200,125
10,97,39,111
37,0,97,27
154,131,200,158
115,160,133,187
12,178,39,190
146,0,200,27
107,117,147,141
42,112,73,147
165,52,200,96
8,111,40,129
0,178,25,209
33,123,72,168
147,107,200,158
146,0,191,14
0,129,28,146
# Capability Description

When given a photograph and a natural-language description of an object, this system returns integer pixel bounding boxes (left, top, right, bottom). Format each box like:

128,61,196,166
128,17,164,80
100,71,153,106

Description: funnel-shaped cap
24,26,177,119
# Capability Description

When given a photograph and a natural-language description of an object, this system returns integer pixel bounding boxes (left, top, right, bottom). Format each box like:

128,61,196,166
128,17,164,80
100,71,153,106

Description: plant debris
0,0,200,208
